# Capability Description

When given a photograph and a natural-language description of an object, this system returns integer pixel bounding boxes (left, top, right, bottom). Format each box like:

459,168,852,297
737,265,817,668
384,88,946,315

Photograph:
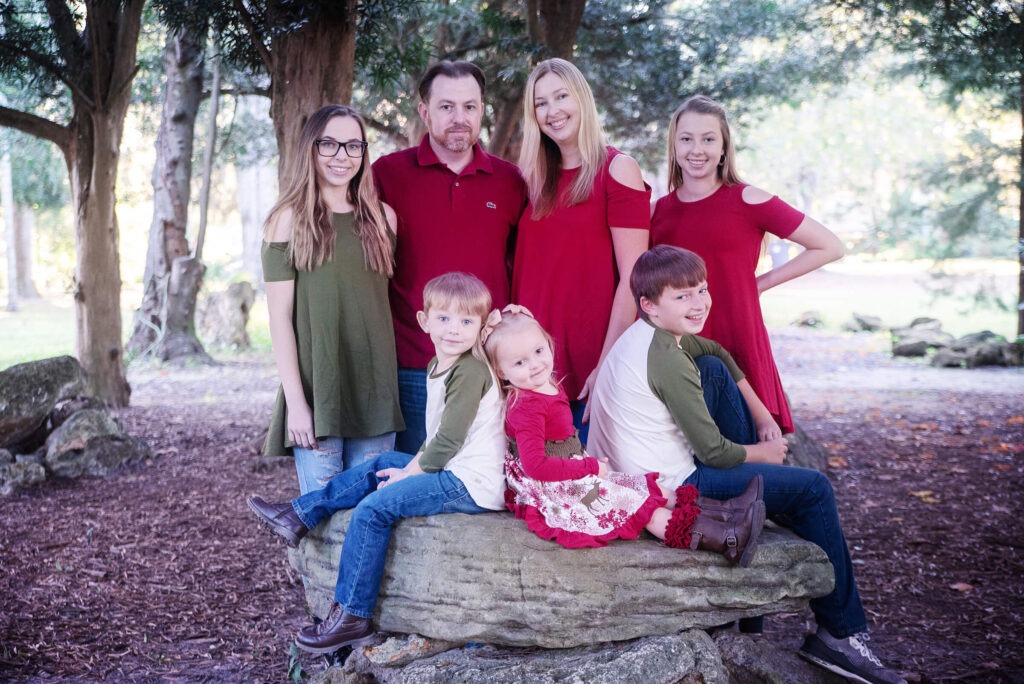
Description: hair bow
480,308,503,345
501,304,535,318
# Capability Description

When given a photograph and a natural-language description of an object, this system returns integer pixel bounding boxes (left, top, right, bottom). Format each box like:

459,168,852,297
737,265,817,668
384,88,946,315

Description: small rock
892,339,929,357
909,317,942,330
951,330,1003,351
44,410,149,479
0,448,12,465
966,343,1015,368
852,313,884,332
51,396,107,430
793,311,824,328
931,349,967,368
363,633,459,667
0,460,47,495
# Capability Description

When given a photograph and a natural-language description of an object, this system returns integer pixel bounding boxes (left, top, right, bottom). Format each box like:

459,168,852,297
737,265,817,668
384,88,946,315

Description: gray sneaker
799,629,906,684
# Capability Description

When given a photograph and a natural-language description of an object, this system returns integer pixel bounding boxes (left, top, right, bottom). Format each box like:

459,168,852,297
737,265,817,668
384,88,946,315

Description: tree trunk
126,27,209,363
67,0,144,407
70,108,131,406
194,46,220,263
1,147,17,311
14,206,40,299
1017,71,1023,338
268,0,358,177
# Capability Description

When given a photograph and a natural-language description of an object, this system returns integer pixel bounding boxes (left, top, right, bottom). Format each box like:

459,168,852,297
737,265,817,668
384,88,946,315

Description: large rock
44,409,150,479
289,512,834,649
312,628,845,684
326,630,731,684
0,356,86,452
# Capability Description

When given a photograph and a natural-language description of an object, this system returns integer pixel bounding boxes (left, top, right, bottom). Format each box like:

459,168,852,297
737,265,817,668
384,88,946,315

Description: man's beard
442,127,475,153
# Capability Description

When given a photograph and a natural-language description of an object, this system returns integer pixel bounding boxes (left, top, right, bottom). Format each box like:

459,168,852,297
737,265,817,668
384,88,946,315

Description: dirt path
1,329,1022,682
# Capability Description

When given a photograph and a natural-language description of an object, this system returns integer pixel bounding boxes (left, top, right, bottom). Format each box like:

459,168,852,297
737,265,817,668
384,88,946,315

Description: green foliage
848,0,1023,111
287,643,306,682
578,1,870,168
2,126,68,209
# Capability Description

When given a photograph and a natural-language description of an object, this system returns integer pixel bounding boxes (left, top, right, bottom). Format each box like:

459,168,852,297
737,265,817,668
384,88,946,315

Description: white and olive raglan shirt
588,319,748,491
419,351,507,510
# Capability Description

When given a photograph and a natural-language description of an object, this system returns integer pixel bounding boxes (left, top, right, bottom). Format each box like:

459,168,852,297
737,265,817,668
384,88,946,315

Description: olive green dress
262,212,404,456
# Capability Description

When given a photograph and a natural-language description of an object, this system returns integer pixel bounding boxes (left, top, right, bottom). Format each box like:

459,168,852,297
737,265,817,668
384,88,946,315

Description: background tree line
0,0,1020,406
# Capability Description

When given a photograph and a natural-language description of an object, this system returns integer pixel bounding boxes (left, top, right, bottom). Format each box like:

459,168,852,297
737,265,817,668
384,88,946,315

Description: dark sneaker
246,495,308,547
799,629,906,684
295,602,375,654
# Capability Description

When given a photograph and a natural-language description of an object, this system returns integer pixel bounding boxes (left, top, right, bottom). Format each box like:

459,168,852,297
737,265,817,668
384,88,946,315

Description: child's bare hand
375,467,406,488
596,456,609,478
745,438,788,465
757,422,783,442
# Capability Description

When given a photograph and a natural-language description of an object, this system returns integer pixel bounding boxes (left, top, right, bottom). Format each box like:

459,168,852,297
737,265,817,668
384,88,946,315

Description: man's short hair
418,61,486,102
630,245,708,318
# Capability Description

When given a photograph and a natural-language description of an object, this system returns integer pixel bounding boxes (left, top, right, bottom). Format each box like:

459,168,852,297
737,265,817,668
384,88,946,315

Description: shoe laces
848,632,884,668
317,603,344,634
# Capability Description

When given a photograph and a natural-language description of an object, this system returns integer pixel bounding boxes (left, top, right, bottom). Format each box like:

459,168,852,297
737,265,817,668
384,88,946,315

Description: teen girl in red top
651,95,844,434
511,58,650,441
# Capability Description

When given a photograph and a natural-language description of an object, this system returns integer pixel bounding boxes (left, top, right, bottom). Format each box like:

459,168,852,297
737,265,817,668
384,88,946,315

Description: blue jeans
686,356,867,638
293,433,396,495
290,451,488,618
683,462,866,638
696,355,757,445
395,368,427,454
569,400,590,446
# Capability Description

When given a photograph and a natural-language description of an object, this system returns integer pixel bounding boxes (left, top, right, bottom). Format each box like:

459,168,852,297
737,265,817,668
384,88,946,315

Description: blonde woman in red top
512,58,651,442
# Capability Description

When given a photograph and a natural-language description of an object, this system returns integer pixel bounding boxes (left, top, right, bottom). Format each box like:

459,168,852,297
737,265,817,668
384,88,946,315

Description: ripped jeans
293,433,396,495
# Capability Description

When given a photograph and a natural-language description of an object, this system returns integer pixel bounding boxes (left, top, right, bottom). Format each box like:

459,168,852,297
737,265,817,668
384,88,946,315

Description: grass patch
0,298,77,369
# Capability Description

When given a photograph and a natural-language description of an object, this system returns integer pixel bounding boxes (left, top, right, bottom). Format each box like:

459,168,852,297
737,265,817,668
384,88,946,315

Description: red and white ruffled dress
503,386,666,549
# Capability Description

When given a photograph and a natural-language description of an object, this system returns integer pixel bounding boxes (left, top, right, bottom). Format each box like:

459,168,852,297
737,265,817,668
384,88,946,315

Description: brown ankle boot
689,494,766,567
295,602,374,654
247,495,308,547
693,474,764,522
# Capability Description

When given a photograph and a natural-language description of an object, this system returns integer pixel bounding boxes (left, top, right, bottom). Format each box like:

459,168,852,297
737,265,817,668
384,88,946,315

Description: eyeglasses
314,139,368,158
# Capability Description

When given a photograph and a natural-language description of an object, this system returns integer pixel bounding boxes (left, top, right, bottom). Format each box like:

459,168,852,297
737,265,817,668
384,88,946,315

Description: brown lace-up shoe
295,602,374,654
246,495,307,547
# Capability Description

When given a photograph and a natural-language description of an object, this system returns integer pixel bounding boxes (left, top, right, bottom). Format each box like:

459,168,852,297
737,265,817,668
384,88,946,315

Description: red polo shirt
373,135,527,369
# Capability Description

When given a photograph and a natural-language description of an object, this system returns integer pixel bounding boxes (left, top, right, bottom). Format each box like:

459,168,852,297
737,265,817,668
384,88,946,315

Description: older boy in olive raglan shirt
588,245,907,684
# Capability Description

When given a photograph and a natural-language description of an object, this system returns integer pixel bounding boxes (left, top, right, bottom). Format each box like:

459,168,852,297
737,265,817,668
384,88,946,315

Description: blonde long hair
666,95,743,192
518,58,607,218
264,105,394,276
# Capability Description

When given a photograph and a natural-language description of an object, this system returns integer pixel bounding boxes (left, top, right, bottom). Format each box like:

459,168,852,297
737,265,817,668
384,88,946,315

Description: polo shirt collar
414,134,494,175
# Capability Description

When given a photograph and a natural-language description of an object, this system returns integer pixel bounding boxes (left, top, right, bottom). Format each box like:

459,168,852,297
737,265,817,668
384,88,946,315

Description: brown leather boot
295,602,374,654
246,495,308,547
694,474,764,522
689,491,766,568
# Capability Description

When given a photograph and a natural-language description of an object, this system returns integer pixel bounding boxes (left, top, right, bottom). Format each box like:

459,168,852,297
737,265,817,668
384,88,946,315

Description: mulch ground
1,329,1021,683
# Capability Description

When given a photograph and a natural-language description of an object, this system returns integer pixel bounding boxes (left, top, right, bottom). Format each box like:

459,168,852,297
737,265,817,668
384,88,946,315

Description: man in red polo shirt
373,61,527,454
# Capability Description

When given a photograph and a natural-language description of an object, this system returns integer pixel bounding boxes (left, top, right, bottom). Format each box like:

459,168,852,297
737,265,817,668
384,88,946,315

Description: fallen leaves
828,455,849,468
909,489,941,504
